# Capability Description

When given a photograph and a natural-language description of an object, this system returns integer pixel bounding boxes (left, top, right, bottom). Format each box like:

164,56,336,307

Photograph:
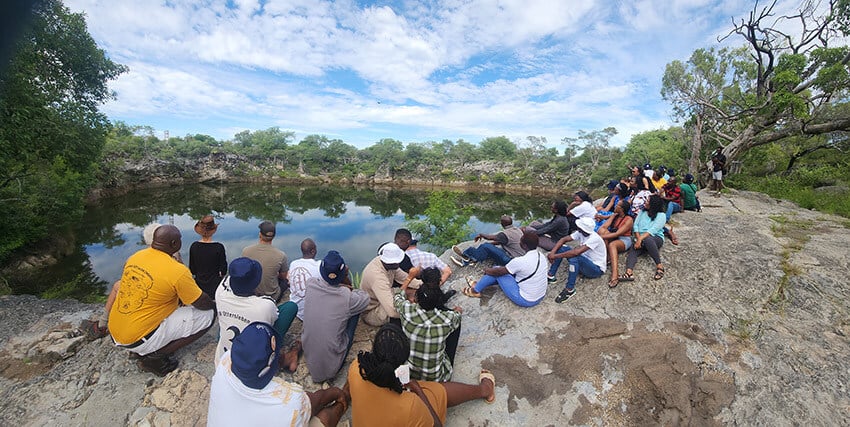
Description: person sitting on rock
566,191,597,233
189,214,227,299
361,243,422,326
302,250,370,384
595,182,630,229
346,323,495,426
215,257,299,371
451,215,525,267
462,231,548,307
208,322,348,427
108,225,216,376
619,194,668,282
547,217,607,303
596,200,635,289
394,228,452,285
288,238,321,322
394,267,462,382
680,173,701,212
524,200,570,251
661,176,683,221
242,221,289,303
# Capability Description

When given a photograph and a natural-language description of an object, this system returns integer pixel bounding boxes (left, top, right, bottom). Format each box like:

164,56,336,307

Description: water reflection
23,184,554,301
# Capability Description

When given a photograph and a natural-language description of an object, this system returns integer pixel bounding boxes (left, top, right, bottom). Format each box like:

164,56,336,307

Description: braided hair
357,323,410,393
416,267,449,311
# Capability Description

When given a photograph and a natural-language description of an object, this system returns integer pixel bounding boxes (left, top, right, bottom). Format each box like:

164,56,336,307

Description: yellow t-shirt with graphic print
109,247,202,344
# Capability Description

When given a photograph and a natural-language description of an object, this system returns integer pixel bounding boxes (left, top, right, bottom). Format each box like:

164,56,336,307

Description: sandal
608,277,619,288
479,369,496,404
462,285,481,298
618,271,635,282
654,267,665,280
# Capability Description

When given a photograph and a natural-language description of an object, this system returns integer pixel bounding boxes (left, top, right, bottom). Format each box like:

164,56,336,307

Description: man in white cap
207,322,348,427
360,243,422,326
547,217,607,303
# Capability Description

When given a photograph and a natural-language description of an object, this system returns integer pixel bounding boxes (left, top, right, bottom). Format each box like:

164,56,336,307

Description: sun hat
379,243,405,264
320,250,347,286
230,322,280,390
576,217,596,234
194,215,218,237
229,257,262,297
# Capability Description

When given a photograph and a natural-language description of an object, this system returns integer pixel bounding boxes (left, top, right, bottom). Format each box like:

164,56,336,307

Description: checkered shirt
405,247,447,270
393,293,461,382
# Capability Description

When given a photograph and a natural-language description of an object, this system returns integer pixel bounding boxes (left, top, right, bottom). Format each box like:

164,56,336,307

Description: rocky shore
1,189,848,426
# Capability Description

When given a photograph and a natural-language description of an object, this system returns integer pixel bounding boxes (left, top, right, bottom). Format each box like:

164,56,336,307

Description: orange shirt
109,248,202,344
348,359,447,427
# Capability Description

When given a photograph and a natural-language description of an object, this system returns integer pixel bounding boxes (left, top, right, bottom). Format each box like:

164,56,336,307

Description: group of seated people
451,163,700,304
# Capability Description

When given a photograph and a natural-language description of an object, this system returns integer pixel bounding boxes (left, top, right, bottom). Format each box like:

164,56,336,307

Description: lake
26,183,554,301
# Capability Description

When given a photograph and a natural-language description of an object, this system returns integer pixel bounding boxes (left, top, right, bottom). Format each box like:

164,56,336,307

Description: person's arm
552,244,590,259
439,265,452,285
349,289,371,314
483,265,510,276
217,244,227,278
406,379,444,427
547,235,574,260
307,387,346,417
596,216,617,239
191,292,216,311
375,276,401,318
475,231,500,242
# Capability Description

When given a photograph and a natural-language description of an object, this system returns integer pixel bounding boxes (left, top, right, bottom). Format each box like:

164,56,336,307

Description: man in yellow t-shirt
109,225,216,376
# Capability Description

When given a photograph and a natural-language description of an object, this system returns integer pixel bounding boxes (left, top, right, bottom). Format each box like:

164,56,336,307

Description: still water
32,183,553,301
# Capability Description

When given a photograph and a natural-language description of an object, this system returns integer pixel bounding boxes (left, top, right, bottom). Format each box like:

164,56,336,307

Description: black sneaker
137,353,178,377
442,289,458,303
554,288,576,303
547,274,557,284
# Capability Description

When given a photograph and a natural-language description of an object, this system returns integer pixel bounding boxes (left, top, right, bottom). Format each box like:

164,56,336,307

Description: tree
479,136,517,160
0,0,126,259
661,0,850,167
405,191,473,252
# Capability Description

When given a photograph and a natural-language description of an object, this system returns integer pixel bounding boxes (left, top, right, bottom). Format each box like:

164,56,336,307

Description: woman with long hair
189,214,227,298
347,323,496,427
619,194,667,282
597,200,634,288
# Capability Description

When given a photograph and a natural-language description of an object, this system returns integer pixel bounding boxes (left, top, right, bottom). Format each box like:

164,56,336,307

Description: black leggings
626,235,664,269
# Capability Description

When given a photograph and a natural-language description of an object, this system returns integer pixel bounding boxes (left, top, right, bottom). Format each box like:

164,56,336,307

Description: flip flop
618,272,635,282
462,285,481,298
479,369,496,404
608,277,619,288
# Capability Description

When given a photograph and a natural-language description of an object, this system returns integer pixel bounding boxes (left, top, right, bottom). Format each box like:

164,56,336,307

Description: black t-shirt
712,152,726,172
189,241,227,296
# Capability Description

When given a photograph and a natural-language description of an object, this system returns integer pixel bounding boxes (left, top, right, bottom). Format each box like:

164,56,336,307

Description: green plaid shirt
393,293,461,382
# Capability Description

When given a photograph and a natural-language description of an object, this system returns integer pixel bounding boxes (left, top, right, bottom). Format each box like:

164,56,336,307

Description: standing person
189,215,227,298
302,250,370,383
680,173,702,212
619,194,668,282
242,220,289,303
394,267,462,382
207,322,348,427
451,215,525,267
361,243,422,326
215,257,299,371
346,324,496,427
394,228,453,285
288,238,320,321
462,231,548,308
710,147,727,193
547,218,607,303
108,225,216,376
524,200,570,251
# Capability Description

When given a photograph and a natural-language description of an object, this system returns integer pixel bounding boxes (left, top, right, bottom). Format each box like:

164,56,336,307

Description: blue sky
64,0,805,149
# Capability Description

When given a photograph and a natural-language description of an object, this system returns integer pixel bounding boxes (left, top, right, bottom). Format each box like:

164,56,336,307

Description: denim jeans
548,245,571,277
473,274,543,307
464,243,512,265
665,201,682,221
564,256,603,291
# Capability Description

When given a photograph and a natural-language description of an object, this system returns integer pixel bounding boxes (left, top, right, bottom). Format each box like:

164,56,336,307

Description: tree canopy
0,0,126,260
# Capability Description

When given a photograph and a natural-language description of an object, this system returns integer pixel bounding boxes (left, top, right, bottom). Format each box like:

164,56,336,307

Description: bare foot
281,340,301,373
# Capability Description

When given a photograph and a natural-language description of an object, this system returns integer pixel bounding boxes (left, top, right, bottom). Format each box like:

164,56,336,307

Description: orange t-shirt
109,248,202,344
348,359,447,427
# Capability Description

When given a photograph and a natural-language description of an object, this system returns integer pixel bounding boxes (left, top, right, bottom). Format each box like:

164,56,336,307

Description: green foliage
406,191,473,253
0,0,125,261
479,136,516,160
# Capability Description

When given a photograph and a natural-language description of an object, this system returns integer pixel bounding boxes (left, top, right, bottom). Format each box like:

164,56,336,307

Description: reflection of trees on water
29,184,554,300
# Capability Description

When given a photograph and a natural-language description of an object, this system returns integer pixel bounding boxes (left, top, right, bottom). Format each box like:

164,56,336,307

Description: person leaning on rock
452,215,525,267
108,225,216,376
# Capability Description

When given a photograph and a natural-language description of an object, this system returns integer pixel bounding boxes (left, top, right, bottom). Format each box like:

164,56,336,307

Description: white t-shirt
569,201,596,219
214,277,278,362
288,258,321,320
570,231,607,273
207,351,312,427
506,250,549,302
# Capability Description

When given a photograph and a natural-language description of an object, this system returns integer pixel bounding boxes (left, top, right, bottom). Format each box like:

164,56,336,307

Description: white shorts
712,170,723,180
120,306,214,356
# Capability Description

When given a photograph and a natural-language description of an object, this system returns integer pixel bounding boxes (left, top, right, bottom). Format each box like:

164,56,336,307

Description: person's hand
635,238,643,249
474,234,483,242
405,378,423,393
453,305,463,314
547,252,556,261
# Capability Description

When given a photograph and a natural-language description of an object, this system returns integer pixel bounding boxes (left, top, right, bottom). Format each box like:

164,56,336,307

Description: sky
62,0,806,149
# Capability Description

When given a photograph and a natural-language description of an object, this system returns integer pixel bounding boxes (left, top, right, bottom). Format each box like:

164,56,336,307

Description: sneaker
137,353,178,377
452,245,465,258
554,288,576,303
80,319,109,340
451,255,469,267
442,289,458,302
547,274,557,284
